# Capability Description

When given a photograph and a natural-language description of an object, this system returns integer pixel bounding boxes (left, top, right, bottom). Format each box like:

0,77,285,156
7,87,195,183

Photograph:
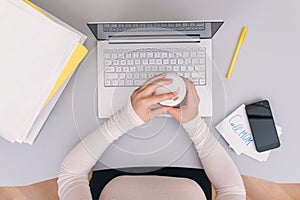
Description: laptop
87,21,223,118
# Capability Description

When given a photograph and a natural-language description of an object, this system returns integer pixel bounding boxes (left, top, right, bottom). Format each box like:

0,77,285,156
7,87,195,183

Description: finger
142,79,173,95
149,106,168,119
139,73,166,90
145,92,176,106
167,107,185,122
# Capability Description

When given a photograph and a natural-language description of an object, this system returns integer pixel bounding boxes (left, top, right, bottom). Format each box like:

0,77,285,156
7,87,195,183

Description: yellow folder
44,43,88,105
23,0,88,106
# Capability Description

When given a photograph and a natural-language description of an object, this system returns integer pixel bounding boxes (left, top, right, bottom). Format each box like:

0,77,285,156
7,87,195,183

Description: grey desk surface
1,0,300,186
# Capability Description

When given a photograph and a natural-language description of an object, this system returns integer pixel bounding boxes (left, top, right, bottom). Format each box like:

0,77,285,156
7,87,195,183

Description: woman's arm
167,79,246,200
57,73,176,200
182,115,246,200
57,100,144,200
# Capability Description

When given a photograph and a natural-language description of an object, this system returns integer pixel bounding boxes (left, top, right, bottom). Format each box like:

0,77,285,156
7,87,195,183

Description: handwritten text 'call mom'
229,115,254,146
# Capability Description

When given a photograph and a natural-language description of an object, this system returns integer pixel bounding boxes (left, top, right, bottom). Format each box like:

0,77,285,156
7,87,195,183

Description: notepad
216,104,283,162
0,0,87,144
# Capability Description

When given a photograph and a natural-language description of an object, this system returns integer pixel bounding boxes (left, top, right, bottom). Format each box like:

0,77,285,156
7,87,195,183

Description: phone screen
245,100,280,152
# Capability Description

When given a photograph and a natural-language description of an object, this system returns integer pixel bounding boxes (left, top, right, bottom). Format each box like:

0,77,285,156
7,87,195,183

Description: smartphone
245,100,280,152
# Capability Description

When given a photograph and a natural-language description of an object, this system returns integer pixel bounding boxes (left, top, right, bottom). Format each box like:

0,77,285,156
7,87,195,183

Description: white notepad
0,0,80,142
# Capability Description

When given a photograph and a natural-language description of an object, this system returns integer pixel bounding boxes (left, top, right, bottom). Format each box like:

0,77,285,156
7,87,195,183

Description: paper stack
216,104,282,162
0,0,88,144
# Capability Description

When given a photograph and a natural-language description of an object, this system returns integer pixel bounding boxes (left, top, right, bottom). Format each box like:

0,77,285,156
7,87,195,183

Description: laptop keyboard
103,22,205,32
103,47,206,87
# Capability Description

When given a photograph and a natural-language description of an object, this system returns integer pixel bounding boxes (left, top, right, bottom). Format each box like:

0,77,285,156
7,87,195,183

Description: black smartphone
245,100,280,152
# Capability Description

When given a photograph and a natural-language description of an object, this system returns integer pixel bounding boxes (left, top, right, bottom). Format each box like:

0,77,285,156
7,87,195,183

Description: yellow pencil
226,26,247,79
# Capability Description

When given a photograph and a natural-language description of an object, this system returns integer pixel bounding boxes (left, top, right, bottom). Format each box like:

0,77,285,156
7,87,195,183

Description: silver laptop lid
87,21,223,41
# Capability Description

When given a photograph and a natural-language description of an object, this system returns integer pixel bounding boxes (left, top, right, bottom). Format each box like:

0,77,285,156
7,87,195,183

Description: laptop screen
88,21,223,41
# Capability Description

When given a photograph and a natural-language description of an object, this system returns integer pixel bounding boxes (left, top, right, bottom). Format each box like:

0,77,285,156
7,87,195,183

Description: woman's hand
166,78,200,123
131,73,177,122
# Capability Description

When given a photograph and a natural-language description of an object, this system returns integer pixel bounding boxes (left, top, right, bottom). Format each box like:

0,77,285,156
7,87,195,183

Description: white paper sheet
0,0,80,142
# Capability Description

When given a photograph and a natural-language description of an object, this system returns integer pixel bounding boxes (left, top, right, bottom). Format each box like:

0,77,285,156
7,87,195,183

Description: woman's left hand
131,73,176,122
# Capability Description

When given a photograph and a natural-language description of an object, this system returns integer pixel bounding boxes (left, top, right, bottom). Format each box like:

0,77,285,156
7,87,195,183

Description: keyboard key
178,59,184,64
147,52,154,58
169,52,175,57
191,72,201,78
105,73,118,79
195,65,205,71
104,60,112,66
163,59,169,65
104,53,110,59
112,80,118,86
126,80,133,86
173,66,180,71
188,66,194,71
192,58,198,64
170,59,176,64
161,52,168,58
185,58,191,64
148,73,154,78
118,53,124,58
145,66,151,71
159,66,166,71
183,52,189,57
141,73,147,79
128,60,134,65
197,51,205,57
111,53,117,59
134,66,142,72
149,59,155,65
200,79,206,85
119,73,126,79
191,79,199,85
140,52,146,58
134,73,140,79
126,73,133,79
154,52,161,58
113,60,119,65
166,66,172,71
123,67,129,72
134,80,143,85
105,67,115,72
184,73,190,78
142,59,149,65
121,60,127,65
199,58,205,64
152,66,158,71
104,80,111,86
125,53,132,58
180,66,186,71
134,60,141,65
132,52,139,58
116,67,121,72
130,67,137,72
156,59,162,65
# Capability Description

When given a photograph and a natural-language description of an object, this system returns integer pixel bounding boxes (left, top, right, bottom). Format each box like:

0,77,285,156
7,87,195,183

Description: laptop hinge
108,35,200,44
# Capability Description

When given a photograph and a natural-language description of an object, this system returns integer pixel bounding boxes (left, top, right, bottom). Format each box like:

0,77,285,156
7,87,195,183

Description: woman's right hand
131,73,177,122
166,78,200,123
